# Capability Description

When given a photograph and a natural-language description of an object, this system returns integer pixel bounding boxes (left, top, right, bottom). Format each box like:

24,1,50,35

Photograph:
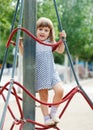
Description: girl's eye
39,28,43,31
45,29,48,32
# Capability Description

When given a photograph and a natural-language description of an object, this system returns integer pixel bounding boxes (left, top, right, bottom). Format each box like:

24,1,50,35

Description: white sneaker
45,118,55,126
51,114,60,123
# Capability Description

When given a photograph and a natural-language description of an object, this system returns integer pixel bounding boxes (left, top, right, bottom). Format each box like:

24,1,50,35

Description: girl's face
37,26,50,41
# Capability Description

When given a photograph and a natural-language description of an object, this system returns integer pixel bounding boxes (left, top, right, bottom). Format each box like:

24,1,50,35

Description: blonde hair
36,17,55,42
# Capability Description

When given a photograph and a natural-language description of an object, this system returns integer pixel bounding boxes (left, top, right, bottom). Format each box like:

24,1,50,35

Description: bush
54,52,64,65
0,44,14,65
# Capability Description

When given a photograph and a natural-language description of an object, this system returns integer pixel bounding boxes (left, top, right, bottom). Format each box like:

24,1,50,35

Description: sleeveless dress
35,40,61,91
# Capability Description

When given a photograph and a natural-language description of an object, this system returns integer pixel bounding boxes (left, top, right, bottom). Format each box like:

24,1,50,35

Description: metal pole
0,0,24,129
23,0,36,129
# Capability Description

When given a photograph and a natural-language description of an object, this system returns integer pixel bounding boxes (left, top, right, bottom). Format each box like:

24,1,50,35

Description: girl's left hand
60,30,66,39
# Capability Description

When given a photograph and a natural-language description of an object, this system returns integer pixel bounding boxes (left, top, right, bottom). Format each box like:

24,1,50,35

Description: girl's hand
60,30,66,39
55,30,66,54
18,37,24,55
19,37,23,47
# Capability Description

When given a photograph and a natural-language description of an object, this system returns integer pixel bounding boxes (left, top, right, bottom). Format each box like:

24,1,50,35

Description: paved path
0,76,93,130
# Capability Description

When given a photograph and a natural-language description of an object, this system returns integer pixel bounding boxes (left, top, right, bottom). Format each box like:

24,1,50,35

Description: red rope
0,81,93,129
0,81,81,129
12,87,23,119
0,81,78,129
6,27,62,48
2,81,77,106
2,93,16,120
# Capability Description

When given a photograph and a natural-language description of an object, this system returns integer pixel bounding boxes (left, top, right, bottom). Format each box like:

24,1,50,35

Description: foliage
60,0,93,61
0,0,16,40
54,52,64,64
0,44,14,64
37,0,93,64
0,0,19,64
0,0,93,64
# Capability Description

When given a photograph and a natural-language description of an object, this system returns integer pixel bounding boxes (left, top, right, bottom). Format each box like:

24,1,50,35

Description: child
19,17,66,126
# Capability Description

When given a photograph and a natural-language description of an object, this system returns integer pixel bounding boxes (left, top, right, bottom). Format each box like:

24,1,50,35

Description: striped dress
35,39,61,91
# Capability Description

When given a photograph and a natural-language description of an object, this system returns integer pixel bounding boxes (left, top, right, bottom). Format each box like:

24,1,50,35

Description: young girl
19,17,66,126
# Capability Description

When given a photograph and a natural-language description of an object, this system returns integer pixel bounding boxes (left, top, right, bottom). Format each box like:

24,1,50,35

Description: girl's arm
55,30,66,54
18,37,24,55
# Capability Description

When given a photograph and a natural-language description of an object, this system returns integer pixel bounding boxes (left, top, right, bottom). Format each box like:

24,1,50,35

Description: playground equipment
0,0,93,129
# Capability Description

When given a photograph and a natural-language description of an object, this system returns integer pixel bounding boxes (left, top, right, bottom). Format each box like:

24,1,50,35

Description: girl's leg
38,89,55,125
52,82,64,106
38,89,49,116
51,82,64,122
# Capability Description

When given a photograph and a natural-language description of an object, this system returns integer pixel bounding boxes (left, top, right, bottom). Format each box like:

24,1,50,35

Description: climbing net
0,78,92,130
0,26,93,130
0,0,93,129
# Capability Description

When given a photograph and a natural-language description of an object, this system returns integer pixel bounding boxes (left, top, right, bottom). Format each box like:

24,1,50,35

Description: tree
0,0,93,64
0,0,17,41
0,0,19,64
59,0,93,61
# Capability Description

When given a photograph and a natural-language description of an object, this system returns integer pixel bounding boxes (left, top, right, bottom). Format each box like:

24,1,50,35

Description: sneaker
45,118,55,126
51,114,60,123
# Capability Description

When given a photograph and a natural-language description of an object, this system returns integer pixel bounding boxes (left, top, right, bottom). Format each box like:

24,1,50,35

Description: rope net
0,81,90,130
0,80,93,130
0,27,93,130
